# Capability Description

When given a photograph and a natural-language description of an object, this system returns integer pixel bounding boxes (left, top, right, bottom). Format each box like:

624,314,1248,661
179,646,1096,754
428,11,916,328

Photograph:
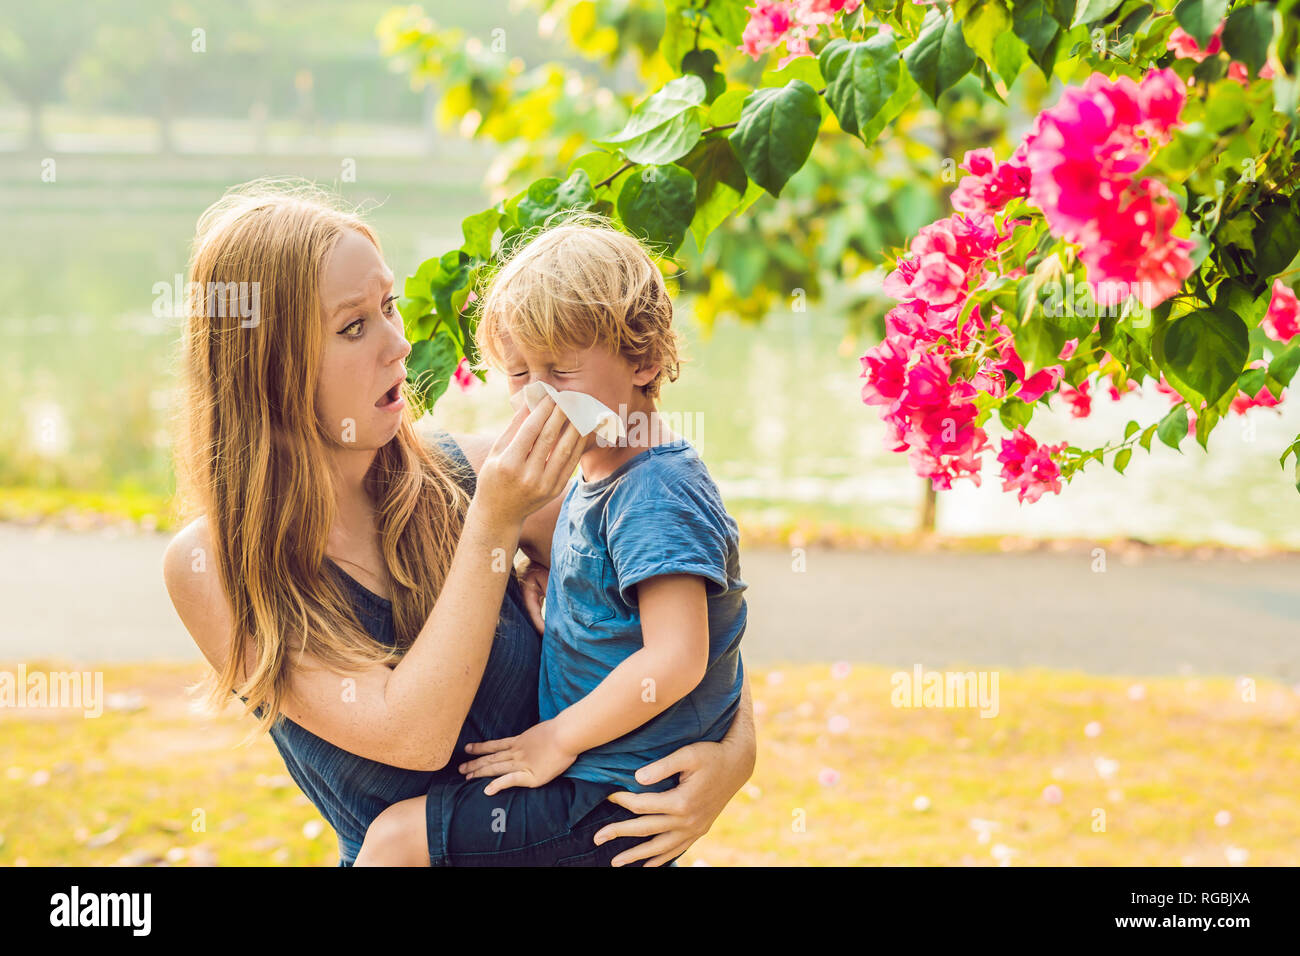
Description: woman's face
315,229,411,451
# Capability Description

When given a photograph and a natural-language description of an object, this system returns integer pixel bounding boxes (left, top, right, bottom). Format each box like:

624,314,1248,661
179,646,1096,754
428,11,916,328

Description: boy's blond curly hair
474,211,682,399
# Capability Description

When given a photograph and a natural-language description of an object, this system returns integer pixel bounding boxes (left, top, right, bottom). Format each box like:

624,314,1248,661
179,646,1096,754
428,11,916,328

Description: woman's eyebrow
330,273,395,317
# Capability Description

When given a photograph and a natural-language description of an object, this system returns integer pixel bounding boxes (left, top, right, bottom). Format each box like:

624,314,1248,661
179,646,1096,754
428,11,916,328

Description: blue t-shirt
537,438,747,793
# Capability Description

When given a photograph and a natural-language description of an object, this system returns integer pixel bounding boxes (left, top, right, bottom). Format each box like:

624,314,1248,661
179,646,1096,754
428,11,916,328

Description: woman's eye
382,297,397,317
342,319,364,338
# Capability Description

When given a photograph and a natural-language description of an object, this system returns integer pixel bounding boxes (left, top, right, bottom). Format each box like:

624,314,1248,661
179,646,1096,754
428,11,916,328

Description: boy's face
498,333,658,435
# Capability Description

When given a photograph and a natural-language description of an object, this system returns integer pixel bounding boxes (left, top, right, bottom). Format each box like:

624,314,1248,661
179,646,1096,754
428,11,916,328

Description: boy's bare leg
353,794,432,867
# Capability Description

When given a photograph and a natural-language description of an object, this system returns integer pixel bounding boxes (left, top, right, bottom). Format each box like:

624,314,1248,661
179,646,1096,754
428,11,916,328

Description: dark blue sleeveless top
252,431,542,865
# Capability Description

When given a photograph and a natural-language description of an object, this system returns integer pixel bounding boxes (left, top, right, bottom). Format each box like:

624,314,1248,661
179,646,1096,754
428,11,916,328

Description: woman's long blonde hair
172,179,470,740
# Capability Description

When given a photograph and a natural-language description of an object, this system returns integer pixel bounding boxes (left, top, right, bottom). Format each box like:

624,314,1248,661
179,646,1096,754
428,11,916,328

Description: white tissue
509,381,626,445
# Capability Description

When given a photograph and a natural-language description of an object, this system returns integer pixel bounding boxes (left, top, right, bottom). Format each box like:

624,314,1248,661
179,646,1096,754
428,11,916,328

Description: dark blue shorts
424,775,680,866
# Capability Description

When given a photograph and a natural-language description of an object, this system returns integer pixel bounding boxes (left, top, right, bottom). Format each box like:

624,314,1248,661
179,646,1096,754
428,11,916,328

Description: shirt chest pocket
557,547,617,630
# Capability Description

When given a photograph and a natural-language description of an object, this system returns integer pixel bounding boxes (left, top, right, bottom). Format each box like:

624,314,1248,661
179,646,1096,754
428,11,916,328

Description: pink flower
794,0,861,26
1168,24,1223,63
453,356,478,392
740,0,860,65
951,147,1032,215
1263,279,1300,343
1138,68,1187,145
1058,379,1092,418
1023,71,1189,297
1106,375,1140,402
997,427,1067,504
740,0,793,59
858,337,911,408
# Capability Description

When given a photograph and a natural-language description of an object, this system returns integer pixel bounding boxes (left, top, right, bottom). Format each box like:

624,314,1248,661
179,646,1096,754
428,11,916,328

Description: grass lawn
1,661,1296,866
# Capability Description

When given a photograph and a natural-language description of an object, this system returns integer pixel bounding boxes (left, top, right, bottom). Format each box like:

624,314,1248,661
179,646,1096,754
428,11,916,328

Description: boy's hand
459,719,576,796
517,559,548,634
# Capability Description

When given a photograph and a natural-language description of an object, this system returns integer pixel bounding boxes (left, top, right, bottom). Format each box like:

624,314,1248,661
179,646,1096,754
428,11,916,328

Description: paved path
2,524,1297,680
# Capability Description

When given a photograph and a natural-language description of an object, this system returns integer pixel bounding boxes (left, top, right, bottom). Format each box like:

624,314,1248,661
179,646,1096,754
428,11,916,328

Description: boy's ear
631,359,660,388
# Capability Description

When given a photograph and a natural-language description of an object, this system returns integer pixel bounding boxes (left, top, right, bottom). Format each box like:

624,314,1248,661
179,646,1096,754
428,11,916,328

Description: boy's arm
550,574,708,755
459,574,709,792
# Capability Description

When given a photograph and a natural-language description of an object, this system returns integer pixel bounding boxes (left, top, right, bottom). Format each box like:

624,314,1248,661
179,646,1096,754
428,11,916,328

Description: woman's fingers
497,396,557,470
609,832,688,868
489,399,537,458
602,788,677,816
592,813,674,844
521,404,571,482
542,421,586,492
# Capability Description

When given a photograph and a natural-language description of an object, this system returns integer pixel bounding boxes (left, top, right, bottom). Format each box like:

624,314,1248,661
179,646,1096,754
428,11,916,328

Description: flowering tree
382,0,1300,499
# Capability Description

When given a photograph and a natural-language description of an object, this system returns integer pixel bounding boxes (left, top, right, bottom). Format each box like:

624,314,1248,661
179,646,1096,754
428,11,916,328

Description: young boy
355,218,747,866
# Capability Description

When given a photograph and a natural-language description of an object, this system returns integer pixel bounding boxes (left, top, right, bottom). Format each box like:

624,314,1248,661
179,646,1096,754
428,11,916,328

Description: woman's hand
474,397,585,527
592,738,748,867
517,559,548,634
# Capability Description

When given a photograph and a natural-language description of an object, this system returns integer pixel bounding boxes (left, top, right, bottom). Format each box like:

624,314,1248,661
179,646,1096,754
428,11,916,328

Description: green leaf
1114,446,1133,474
515,170,597,231
1215,277,1268,329
903,8,977,104
408,331,460,413
1072,0,1126,26
992,29,1028,85
759,54,826,94
818,34,901,142
1124,419,1140,439
1139,422,1159,452
1155,307,1250,406
568,150,626,189
616,163,698,255
1238,367,1268,394
1194,402,1219,451
1157,404,1190,451
595,75,707,164
398,296,435,340
1269,345,1300,387
678,136,754,251
959,0,1014,70
729,79,823,197
460,207,501,260
998,397,1034,429
1253,198,1300,279
1222,3,1274,76
1174,0,1229,48
682,48,726,103
1013,0,1063,78
706,88,748,126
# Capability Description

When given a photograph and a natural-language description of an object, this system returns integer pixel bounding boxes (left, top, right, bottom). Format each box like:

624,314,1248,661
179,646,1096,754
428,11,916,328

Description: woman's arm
450,430,565,570
165,400,583,772
592,667,756,866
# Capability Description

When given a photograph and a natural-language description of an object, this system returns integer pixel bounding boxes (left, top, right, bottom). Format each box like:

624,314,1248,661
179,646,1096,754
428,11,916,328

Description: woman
161,180,756,866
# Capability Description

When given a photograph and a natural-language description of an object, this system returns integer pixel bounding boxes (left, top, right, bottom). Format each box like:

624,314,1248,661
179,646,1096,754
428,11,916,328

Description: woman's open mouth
375,380,406,411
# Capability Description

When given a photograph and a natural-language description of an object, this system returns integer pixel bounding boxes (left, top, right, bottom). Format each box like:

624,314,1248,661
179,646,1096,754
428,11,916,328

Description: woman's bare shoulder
162,516,233,669
439,430,491,473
